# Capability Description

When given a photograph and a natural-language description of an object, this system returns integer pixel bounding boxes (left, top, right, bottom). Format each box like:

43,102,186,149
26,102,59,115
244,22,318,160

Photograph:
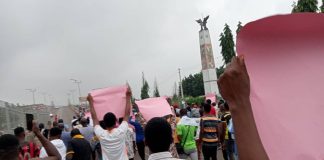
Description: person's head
58,123,65,130
70,129,82,138
144,117,172,153
199,108,204,117
224,102,229,111
180,108,187,117
14,127,25,144
52,121,59,127
80,117,88,127
206,99,212,105
193,103,198,108
203,103,211,114
49,127,62,141
219,103,225,112
58,119,64,123
103,112,117,129
118,118,124,125
39,123,45,130
0,134,20,160
212,102,216,107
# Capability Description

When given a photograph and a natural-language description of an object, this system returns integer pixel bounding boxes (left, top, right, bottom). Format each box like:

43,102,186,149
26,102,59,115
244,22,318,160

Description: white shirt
125,127,135,158
94,121,129,160
148,151,181,160
39,139,66,159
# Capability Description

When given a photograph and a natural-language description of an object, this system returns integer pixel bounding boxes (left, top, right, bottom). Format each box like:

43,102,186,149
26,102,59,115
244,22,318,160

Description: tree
236,21,243,35
292,0,318,13
172,82,179,103
181,72,204,97
219,24,236,64
140,73,150,100
153,79,160,97
216,65,225,78
321,0,324,12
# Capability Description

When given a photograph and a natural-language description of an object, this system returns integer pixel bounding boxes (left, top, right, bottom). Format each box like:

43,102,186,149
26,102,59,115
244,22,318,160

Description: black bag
176,126,190,154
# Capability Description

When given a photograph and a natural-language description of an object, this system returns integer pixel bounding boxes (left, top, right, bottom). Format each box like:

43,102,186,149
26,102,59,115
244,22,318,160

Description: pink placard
237,13,324,159
84,112,91,119
135,97,173,121
205,93,216,103
89,85,128,120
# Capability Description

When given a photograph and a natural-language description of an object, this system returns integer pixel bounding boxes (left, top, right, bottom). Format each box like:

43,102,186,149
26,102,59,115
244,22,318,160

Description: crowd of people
0,56,269,160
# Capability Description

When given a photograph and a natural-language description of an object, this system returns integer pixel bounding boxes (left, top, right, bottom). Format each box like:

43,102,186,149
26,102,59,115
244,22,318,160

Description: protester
221,102,234,160
58,119,69,132
199,103,224,160
120,118,136,160
66,129,93,160
206,99,216,116
166,112,179,158
129,113,146,160
58,123,72,148
217,56,269,160
88,86,132,160
191,103,201,118
39,127,66,159
79,118,94,145
0,121,61,160
217,101,225,119
14,126,40,159
176,109,199,160
145,117,180,160
39,123,48,139
211,102,217,117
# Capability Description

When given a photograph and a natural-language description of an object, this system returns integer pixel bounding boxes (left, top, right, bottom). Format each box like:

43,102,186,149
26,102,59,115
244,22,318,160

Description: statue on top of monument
196,15,209,31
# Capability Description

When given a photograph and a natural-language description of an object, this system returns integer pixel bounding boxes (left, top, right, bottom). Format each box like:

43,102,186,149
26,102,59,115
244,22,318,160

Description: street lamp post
69,89,76,105
26,89,36,104
70,79,82,99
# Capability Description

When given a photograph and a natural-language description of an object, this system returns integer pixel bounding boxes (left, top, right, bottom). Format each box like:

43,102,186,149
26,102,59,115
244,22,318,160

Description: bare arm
87,94,99,126
124,86,132,121
32,121,61,160
218,56,269,160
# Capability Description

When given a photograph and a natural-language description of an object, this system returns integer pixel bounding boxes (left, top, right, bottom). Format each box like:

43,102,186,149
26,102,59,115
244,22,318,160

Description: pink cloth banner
89,85,128,120
135,97,172,121
205,93,216,103
237,13,324,159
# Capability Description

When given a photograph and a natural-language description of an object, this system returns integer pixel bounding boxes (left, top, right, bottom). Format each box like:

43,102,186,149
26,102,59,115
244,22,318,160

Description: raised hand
217,56,250,110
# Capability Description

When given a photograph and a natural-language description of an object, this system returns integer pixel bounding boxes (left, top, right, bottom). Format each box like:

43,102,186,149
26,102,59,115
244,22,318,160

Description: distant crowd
0,56,268,160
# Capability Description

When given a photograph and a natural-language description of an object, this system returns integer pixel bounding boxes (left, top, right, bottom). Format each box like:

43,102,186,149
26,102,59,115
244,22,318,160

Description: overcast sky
0,0,294,105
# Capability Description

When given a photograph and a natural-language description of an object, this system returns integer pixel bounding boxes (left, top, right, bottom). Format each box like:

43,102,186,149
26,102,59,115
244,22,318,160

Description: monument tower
196,16,219,95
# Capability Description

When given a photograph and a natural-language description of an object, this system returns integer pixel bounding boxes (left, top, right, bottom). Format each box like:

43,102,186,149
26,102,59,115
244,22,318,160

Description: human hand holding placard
236,13,324,159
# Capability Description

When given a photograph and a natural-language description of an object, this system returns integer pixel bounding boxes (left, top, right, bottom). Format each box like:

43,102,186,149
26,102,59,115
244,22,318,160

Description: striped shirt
200,116,220,146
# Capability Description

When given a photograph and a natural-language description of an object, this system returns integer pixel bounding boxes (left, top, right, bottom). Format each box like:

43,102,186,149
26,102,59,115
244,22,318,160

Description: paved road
133,147,224,160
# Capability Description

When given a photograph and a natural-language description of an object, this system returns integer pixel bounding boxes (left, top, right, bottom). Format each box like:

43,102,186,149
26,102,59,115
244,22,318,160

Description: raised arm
217,56,269,160
32,121,61,160
87,94,99,126
124,85,132,121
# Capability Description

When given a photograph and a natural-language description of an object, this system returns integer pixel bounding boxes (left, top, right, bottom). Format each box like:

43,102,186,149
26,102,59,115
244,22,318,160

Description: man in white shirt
39,127,66,159
145,117,180,160
88,86,132,160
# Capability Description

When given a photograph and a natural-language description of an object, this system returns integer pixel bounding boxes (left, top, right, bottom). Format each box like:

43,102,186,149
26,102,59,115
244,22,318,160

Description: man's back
79,126,94,148
68,137,92,160
200,116,220,144
94,121,128,160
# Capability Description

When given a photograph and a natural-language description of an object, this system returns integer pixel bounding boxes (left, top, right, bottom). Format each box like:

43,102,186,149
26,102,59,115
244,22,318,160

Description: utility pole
41,92,47,105
69,89,76,105
178,68,184,99
70,79,82,101
26,89,36,104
